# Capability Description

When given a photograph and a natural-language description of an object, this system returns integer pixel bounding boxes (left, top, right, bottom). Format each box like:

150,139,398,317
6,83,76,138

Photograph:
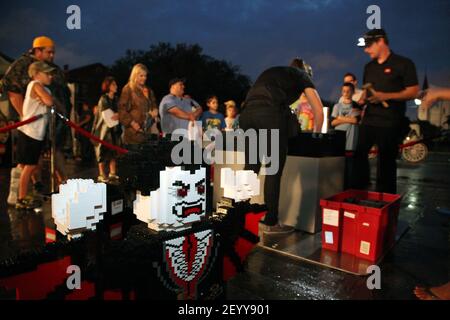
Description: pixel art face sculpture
51,179,106,239
220,168,260,202
134,166,207,231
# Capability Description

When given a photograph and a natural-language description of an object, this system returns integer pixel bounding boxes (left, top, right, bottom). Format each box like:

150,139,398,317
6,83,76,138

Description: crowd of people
0,29,424,210
1,36,245,210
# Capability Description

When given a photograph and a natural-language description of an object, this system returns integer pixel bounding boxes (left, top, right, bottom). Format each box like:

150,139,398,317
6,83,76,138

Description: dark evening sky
1,0,449,101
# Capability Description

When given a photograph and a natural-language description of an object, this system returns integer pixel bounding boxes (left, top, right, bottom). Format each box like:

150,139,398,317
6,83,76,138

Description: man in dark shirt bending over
240,58,324,235
352,29,420,194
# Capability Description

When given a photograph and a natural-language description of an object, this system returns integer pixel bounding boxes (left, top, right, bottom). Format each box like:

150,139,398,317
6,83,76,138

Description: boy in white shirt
331,82,361,189
16,61,54,209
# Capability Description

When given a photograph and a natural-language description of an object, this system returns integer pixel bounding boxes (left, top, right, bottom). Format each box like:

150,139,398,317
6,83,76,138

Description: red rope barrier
64,119,129,154
0,114,44,133
2,112,438,159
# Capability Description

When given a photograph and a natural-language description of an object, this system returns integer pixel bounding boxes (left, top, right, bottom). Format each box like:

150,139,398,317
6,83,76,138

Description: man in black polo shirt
352,29,419,194
240,58,324,234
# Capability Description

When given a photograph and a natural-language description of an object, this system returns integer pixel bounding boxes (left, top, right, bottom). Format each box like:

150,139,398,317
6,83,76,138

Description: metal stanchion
11,129,17,165
50,107,56,193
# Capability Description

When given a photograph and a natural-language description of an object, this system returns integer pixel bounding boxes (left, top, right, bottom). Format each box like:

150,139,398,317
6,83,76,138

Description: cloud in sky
54,43,97,68
308,53,350,72
0,7,51,46
0,0,449,100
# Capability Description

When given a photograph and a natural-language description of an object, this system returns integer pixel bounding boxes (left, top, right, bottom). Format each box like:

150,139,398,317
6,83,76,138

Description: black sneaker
15,198,42,210
108,174,119,181
97,175,109,183
15,199,28,210
263,223,295,235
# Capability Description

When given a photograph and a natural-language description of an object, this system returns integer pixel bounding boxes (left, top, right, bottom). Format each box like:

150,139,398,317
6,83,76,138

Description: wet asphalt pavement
227,153,450,300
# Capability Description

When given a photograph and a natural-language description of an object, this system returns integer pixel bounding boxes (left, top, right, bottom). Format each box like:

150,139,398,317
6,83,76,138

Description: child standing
201,95,225,131
224,100,239,130
16,61,55,209
290,93,315,132
331,82,361,189
331,82,361,150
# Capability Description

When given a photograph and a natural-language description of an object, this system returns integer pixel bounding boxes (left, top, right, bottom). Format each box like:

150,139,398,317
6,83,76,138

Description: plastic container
320,190,402,261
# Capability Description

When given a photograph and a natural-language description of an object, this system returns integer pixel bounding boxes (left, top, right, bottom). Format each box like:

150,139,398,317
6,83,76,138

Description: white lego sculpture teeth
133,166,207,232
134,191,152,224
51,179,107,239
220,168,260,202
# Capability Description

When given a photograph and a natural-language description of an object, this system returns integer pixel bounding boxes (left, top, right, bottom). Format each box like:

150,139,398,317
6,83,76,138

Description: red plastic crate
320,198,344,252
321,190,402,261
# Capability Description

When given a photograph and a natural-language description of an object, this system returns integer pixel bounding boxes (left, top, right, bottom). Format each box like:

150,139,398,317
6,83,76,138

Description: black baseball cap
169,77,186,88
357,28,387,47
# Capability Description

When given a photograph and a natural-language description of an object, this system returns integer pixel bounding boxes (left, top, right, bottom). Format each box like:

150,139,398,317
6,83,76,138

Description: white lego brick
133,191,152,224
236,170,260,198
220,168,235,190
220,168,260,202
51,179,107,239
150,188,159,224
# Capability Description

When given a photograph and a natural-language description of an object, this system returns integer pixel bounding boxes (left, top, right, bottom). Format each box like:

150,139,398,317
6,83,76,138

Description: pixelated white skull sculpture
220,168,260,202
134,166,207,231
51,179,106,239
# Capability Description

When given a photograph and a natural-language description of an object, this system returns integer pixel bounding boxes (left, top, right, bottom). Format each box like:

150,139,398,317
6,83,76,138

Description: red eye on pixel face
177,187,188,197
197,185,205,195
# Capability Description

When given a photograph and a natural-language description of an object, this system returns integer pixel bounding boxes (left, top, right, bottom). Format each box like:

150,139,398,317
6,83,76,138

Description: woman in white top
16,61,54,210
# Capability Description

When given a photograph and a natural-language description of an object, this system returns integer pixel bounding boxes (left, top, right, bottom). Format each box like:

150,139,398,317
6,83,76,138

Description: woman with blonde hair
118,63,159,145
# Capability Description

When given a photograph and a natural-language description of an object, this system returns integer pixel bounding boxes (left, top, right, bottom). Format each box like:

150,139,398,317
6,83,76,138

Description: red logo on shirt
384,68,392,74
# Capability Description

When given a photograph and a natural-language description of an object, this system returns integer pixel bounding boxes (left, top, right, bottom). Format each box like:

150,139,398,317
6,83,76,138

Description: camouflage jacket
1,53,36,95
1,52,71,116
